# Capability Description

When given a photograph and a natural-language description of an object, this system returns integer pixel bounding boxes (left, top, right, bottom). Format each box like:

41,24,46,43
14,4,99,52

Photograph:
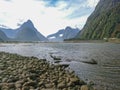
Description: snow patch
59,34,63,37
49,36,56,39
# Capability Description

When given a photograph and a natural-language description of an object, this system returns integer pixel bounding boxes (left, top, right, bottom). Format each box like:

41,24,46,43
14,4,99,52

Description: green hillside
76,0,120,40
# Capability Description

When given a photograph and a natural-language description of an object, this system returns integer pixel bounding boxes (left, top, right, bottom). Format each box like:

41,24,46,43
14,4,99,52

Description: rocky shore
0,52,94,90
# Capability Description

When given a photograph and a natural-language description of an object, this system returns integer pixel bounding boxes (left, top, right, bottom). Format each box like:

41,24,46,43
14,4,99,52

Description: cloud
87,0,100,7
4,0,11,2
62,0,99,19
42,0,60,7
42,0,99,19
67,7,94,19
0,0,100,36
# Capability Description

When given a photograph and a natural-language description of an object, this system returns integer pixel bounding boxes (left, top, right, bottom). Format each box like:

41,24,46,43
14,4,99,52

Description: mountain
0,20,48,42
0,28,18,38
13,20,48,42
0,30,9,42
63,27,80,39
47,26,79,42
47,29,64,42
0,38,3,42
76,0,120,40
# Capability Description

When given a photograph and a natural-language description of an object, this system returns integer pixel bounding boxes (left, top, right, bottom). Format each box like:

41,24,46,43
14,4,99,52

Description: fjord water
0,43,120,90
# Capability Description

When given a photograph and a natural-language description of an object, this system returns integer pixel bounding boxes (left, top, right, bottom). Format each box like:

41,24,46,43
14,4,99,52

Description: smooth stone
23,81,36,87
70,77,79,83
15,83,22,88
2,78,8,82
38,81,44,86
8,83,15,88
0,83,10,89
81,85,89,90
57,82,66,89
45,83,53,88
22,86,30,90
67,81,73,87
16,80,24,85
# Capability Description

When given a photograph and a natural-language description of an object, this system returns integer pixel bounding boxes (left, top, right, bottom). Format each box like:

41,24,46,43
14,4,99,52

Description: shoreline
0,39,120,44
0,52,95,90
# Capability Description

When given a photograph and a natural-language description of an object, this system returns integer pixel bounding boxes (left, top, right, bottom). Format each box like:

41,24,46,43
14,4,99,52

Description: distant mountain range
75,0,120,39
47,26,79,42
0,20,48,42
0,20,79,42
1,0,119,42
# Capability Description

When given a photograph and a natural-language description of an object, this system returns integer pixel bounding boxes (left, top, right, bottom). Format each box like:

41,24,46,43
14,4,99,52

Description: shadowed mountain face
0,28,18,38
14,20,48,42
76,0,120,39
1,20,48,42
47,29,64,42
0,38,3,42
47,26,79,42
63,27,80,39
0,30,9,41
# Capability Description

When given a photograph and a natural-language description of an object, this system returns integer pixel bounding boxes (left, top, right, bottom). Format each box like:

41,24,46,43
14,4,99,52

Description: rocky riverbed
0,52,95,90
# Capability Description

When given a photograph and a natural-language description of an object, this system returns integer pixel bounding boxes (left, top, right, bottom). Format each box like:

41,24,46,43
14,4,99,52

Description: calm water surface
0,43,120,90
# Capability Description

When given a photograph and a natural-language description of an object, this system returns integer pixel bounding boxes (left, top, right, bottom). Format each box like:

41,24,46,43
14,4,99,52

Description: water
0,42,120,90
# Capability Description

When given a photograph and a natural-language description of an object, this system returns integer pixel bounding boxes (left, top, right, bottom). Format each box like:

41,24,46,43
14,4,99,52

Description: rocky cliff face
76,0,120,39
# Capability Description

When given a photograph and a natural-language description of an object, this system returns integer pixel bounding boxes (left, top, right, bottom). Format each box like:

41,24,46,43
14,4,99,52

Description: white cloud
0,0,99,36
87,0,99,8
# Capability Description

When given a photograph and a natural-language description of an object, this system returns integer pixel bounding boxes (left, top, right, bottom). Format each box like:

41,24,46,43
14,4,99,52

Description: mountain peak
21,19,34,29
15,19,48,42
26,19,33,24
65,26,72,30
24,19,33,25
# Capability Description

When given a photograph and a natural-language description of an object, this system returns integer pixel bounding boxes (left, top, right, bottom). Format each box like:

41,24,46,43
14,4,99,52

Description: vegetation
76,0,120,39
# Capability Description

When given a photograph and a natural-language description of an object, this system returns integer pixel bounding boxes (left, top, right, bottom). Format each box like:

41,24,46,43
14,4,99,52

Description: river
0,42,120,90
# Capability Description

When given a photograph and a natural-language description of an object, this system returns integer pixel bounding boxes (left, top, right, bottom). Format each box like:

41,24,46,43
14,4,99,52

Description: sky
0,0,99,36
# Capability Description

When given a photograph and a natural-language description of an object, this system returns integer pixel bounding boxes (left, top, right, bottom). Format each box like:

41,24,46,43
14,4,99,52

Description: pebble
81,85,89,90
57,81,66,89
0,52,93,90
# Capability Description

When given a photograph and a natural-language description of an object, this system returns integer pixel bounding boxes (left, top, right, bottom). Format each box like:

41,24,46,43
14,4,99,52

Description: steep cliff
76,0,120,39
